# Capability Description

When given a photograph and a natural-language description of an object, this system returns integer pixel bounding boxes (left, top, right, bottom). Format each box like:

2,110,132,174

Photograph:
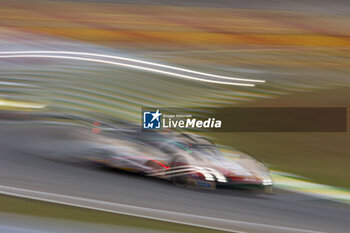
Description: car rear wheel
170,156,190,187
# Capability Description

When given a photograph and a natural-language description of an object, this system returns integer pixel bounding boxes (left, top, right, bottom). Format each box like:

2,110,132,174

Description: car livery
89,129,273,192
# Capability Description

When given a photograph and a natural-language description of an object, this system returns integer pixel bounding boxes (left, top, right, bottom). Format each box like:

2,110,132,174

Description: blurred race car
0,111,272,191
89,129,273,192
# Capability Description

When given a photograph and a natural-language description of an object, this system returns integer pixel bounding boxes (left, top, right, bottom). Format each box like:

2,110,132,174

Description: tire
169,156,189,187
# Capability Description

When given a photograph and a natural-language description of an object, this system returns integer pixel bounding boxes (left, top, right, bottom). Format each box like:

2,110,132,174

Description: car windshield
188,144,223,159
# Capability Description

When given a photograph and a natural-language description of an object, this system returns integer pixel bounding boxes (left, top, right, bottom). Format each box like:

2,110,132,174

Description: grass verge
209,87,350,189
0,194,227,233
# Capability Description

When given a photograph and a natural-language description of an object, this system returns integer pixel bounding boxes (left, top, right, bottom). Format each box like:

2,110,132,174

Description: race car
89,129,273,192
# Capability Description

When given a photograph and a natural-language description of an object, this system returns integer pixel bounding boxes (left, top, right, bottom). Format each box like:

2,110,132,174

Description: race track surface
0,123,349,233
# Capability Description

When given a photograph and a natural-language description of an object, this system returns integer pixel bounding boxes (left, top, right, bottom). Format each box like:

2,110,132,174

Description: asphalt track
0,123,349,233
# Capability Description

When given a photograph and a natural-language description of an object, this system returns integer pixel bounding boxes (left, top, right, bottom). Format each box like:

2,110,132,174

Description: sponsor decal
196,181,212,187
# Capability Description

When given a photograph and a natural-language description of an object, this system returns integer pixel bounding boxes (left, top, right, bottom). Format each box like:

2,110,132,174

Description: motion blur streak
0,55,255,86
149,165,225,182
0,100,46,109
0,51,265,83
1,0,349,233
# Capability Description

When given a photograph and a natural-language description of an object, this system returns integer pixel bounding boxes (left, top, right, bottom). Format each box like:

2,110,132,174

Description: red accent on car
150,159,170,169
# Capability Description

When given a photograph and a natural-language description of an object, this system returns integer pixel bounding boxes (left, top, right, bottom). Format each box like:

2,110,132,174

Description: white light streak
0,100,46,109
0,54,255,86
0,51,265,83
